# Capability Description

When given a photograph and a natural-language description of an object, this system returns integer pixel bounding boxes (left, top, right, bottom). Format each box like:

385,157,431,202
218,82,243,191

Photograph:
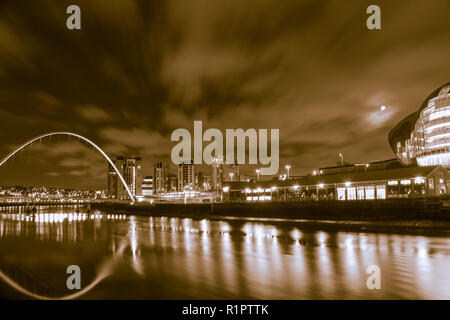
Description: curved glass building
389,82,450,167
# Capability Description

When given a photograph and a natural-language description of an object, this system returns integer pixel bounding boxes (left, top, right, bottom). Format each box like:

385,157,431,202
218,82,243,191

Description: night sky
0,0,449,189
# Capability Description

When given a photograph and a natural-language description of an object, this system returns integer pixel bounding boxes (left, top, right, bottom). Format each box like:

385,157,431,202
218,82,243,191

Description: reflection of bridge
0,132,135,203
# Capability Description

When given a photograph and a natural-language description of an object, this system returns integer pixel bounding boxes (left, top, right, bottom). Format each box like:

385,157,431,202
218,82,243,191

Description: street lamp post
229,172,234,182
339,153,344,166
256,169,261,182
285,165,291,179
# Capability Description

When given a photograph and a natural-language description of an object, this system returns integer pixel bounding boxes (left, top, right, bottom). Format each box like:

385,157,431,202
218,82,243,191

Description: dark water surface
0,206,449,299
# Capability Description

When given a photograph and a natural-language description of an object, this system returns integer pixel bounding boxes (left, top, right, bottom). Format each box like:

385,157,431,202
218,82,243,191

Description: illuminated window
429,108,450,121
347,187,356,200
337,187,346,200
357,186,365,200
428,178,434,189
365,186,375,200
414,177,425,184
400,179,411,185
376,185,386,199
388,180,398,185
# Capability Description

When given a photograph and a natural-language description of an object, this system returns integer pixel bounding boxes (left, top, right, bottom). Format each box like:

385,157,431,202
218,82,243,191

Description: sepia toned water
0,206,449,299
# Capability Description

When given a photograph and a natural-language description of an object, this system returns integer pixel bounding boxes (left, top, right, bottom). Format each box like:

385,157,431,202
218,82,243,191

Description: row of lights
226,164,294,183
254,164,292,182
0,213,127,222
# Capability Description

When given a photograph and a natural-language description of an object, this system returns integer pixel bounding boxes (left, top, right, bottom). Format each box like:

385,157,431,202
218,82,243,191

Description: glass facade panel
357,186,365,200
365,186,375,200
390,83,450,167
347,187,356,200
387,183,398,197
337,187,346,200
428,178,434,189
376,185,386,199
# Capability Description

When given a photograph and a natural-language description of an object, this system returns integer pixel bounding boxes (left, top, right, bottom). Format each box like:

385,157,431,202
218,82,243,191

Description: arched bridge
0,132,135,203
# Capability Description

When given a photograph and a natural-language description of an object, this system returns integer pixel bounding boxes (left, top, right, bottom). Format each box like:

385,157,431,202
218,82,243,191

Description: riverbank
90,200,450,236
0,202,83,208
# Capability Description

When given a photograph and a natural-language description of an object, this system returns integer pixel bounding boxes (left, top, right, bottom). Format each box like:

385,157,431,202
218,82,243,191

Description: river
0,205,449,299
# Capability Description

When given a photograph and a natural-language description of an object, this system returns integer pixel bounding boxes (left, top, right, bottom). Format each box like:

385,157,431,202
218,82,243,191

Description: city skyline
0,0,449,190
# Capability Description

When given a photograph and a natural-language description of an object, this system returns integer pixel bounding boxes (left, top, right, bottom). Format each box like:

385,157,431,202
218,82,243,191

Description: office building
142,176,153,196
107,156,142,200
211,156,223,194
178,160,195,190
167,174,177,192
153,162,167,194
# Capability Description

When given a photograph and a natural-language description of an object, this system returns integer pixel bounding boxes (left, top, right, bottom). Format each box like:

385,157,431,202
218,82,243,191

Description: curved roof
388,82,450,155
388,111,419,152
418,81,450,112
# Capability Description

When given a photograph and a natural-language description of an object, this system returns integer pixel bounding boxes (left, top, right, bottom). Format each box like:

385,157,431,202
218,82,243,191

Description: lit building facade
153,162,167,194
389,82,450,167
177,160,195,190
142,176,153,196
211,156,223,194
167,174,177,192
195,171,203,191
223,165,449,202
107,156,142,200
202,175,212,191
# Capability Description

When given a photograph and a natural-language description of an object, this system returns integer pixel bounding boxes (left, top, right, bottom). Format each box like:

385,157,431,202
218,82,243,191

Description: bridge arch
0,132,135,203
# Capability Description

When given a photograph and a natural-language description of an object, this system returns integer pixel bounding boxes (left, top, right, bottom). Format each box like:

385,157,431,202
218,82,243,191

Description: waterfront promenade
90,198,450,235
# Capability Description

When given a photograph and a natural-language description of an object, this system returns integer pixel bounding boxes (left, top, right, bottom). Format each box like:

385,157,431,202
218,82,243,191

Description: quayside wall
91,198,449,220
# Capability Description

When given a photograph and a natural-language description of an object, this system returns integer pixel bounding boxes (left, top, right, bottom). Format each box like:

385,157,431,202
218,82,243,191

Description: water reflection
0,206,450,299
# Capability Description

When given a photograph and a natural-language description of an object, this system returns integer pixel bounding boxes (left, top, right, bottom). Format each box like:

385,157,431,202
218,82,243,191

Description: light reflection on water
0,206,450,299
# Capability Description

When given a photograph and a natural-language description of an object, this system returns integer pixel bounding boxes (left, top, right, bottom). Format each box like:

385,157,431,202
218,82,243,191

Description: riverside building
389,82,450,167
223,82,450,203
222,164,449,202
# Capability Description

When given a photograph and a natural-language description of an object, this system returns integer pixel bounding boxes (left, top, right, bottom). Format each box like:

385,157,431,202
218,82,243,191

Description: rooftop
224,165,447,190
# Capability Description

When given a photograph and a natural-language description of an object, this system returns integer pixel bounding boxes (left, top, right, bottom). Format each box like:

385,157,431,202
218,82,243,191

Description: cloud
44,171,61,177
59,158,92,167
0,21,34,69
75,105,111,123
0,0,449,186
99,127,169,151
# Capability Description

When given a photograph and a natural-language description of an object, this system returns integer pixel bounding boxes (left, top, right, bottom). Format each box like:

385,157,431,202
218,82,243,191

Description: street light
256,169,261,181
229,172,234,182
339,153,344,166
285,165,291,179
